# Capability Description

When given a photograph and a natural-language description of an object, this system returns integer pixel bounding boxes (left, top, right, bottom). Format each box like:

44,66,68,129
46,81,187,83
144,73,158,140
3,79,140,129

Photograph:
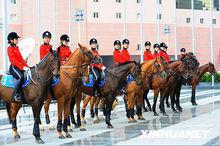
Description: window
137,0,141,3
186,18,190,23
157,14,162,20
213,19,217,24
116,0,121,3
158,0,162,4
10,14,17,22
93,12,99,18
200,18,204,24
137,13,141,20
137,44,141,50
93,0,98,2
116,13,121,19
11,0,16,4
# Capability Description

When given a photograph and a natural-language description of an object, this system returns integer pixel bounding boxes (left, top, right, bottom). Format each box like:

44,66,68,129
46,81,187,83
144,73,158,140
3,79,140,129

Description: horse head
130,61,142,85
78,43,102,64
208,62,217,75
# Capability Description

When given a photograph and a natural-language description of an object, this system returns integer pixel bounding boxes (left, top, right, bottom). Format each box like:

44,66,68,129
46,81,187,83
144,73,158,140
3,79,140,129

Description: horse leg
176,84,183,112
170,89,178,113
137,91,145,120
44,98,55,131
57,98,65,139
127,91,137,123
145,90,151,111
11,103,22,139
89,96,95,118
123,95,130,120
81,95,91,124
76,92,86,131
70,97,77,127
166,95,170,108
191,84,198,106
63,98,72,138
94,97,101,123
152,88,160,116
32,101,44,144
105,95,113,128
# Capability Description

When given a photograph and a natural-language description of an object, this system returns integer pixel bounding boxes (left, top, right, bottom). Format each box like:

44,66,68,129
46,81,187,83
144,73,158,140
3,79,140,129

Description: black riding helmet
153,43,160,48
60,34,70,42
89,38,98,45
145,41,151,47
122,39,129,45
160,42,167,48
114,40,121,46
7,32,20,43
42,31,52,38
181,48,186,52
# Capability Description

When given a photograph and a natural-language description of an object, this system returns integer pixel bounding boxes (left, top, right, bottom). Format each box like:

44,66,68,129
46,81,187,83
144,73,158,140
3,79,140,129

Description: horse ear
78,43,85,52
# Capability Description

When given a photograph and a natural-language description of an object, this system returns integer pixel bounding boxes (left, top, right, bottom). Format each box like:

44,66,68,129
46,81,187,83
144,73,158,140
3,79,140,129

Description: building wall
0,0,220,70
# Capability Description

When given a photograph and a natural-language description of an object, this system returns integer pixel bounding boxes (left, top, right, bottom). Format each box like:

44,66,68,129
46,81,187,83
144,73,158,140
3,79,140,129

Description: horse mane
37,52,51,66
115,61,135,66
63,48,80,65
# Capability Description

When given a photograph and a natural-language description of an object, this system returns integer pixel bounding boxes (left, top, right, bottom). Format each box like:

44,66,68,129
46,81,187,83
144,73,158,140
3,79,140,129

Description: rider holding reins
7,32,29,102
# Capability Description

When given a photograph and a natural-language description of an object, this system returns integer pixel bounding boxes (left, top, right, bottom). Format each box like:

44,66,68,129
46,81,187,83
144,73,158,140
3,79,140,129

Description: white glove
23,67,30,72
101,66,106,70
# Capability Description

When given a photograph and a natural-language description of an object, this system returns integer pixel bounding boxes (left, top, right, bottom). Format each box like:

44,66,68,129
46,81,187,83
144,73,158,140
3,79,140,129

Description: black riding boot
12,86,21,102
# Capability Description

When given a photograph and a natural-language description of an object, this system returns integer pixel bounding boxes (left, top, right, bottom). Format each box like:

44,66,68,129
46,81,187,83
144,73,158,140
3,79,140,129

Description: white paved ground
1,86,220,146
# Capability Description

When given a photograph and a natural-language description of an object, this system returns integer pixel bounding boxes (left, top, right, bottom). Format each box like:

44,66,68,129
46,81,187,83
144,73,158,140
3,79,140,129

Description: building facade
0,0,219,67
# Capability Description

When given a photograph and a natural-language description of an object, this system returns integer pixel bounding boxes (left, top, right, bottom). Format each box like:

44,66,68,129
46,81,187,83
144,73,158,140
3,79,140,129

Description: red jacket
159,51,170,62
57,45,71,65
90,49,104,70
144,50,154,61
113,49,122,65
7,45,29,70
40,43,52,60
121,49,131,63
152,51,160,59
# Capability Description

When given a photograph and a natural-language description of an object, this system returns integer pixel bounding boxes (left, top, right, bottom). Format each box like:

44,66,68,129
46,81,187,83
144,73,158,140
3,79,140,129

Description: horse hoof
35,138,45,144
68,128,73,132
80,126,87,131
128,118,133,123
14,133,21,139
93,120,99,124
107,124,113,129
173,110,178,113
58,134,65,139
65,133,72,138
192,102,198,106
138,117,145,120
167,105,170,108
163,112,168,116
132,119,137,122
49,124,55,131
154,113,159,116
39,124,45,131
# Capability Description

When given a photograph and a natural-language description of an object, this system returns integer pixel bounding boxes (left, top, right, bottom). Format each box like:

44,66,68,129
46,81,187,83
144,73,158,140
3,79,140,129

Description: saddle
83,71,106,87
1,71,31,88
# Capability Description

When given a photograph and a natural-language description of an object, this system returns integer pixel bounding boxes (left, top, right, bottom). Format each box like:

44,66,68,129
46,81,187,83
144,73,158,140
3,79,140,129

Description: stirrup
12,94,21,102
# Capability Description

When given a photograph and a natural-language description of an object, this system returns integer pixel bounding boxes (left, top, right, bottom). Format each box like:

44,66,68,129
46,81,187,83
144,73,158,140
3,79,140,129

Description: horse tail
5,102,12,124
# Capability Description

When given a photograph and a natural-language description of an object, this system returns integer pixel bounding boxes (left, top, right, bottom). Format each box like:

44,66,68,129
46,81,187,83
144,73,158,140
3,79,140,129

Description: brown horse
1,49,60,144
70,61,142,129
173,62,216,110
124,57,169,123
9,44,102,139
143,60,187,116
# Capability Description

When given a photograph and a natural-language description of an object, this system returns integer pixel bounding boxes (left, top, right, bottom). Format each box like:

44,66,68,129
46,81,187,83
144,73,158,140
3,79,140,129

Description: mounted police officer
121,39,131,63
40,31,52,60
152,43,160,58
57,34,71,65
39,31,56,100
144,41,154,61
159,42,170,62
113,40,122,65
7,32,29,102
89,38,105,97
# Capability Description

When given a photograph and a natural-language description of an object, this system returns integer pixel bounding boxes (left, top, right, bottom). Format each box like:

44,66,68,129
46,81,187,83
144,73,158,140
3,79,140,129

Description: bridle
31,53,59,86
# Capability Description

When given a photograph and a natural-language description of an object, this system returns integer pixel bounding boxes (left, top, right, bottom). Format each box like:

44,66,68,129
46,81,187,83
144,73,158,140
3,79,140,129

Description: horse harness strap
30,67,53,86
